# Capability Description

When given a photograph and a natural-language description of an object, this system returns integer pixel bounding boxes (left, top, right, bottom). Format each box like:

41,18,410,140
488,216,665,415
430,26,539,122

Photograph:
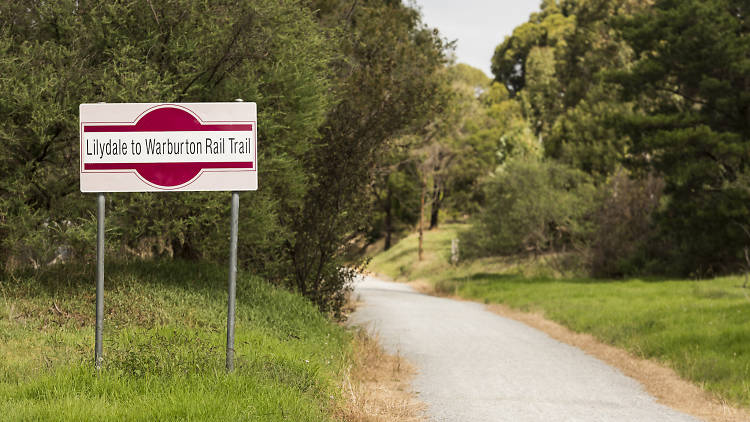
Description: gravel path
349,275,699,422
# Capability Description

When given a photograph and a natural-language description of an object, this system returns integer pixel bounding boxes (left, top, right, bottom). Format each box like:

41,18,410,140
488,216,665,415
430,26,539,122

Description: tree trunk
384,185,393,251
418,178,425,261
429,182,442,230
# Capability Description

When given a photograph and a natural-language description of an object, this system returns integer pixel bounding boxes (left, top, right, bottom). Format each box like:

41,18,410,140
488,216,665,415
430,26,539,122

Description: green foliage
519,46,563,136
588,169,665,277
491,0,645,178
0,0,331,271
546,85,633,178
461,158,597,258
368,61,540,238
420,64,494,226
0,0,447,312
484,0,750,277
491,2,575,96
0,260,352,420
444,77,541,217
369,145,422,249
395,64,541,233
286,0,447,312
612,0,750,275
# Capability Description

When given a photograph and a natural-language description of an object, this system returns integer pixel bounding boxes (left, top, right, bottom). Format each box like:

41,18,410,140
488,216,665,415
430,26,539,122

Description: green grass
369,224,750,407
0,260,352,421
369,224,459,282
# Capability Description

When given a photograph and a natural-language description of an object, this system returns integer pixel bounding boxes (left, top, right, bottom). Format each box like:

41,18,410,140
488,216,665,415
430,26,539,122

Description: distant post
451,238,459,266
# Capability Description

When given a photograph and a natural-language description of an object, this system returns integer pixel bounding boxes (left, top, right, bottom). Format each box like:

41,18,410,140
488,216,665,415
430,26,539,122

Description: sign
80,102,257,192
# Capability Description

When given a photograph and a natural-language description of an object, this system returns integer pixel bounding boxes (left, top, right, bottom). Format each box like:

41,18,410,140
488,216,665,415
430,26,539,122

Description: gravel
348,275,699,422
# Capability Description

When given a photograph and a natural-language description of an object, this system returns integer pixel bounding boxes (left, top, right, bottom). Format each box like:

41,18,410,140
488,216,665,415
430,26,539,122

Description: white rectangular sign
80,102,257,192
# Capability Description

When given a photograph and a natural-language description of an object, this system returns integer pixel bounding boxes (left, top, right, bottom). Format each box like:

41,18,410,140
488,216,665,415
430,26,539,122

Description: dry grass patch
337,328,424,422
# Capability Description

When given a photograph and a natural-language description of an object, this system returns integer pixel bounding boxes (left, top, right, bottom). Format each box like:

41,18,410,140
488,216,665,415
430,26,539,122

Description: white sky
412,0,543,77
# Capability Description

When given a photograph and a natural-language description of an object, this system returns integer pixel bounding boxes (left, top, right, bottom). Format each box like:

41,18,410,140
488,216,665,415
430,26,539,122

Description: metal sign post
226,98,243,372
95,193,105,369
226,191,239,372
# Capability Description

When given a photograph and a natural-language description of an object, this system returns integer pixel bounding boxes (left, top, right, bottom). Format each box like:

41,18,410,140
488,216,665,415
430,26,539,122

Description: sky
413,0,543,77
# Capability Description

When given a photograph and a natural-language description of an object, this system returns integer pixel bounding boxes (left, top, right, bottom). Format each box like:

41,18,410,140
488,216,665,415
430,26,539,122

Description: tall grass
0,260,351,421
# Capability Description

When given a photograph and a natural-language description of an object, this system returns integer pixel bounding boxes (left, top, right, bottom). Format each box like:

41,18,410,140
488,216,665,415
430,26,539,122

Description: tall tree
369,142,421,251
290,0,447,310
612,0,750,274
491,0,648,178
444,78,541,217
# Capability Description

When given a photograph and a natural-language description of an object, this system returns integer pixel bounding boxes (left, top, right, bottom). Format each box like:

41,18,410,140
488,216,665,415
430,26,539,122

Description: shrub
460,158,597,259
0,0,332,274
588,169,665,277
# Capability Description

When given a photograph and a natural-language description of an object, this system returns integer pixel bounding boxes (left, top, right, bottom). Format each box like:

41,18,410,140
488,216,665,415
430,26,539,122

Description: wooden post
419,178,425,261
451,238,459,266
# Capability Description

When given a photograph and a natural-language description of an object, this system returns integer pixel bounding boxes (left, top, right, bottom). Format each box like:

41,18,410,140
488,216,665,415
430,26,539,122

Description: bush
460,158,597,259
0,0,332,273
588,169,665,277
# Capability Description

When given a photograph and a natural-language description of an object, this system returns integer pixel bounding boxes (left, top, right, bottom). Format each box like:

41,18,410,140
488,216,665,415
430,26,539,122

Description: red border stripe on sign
84,124,253,132
83,107,253,133
84,162,254,170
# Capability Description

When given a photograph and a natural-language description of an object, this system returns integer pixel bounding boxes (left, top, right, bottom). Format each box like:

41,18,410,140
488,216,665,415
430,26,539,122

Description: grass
369,224,750,408
0,259,352,421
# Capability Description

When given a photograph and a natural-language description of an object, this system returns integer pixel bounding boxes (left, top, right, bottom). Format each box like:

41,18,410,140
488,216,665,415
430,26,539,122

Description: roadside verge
338,328,424,421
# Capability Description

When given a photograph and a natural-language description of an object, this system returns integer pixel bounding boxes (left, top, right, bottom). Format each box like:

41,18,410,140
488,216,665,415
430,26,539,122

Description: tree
443,80,541,218
460,157,597,259
542,0,647,178
491,1,575,97
612,0,750,274
417,65,542,232
491,0,648,179
288,0,447,310
369,142,421,251
425,64,486,229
